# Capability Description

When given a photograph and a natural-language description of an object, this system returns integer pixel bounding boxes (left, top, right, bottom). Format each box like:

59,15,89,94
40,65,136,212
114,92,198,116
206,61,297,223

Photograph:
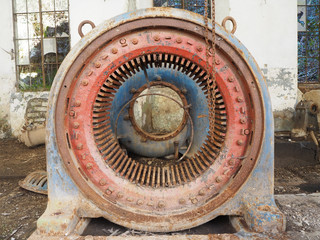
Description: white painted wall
229,0,298,112
0,0,299,138
0,0,16,138
69,0,153,46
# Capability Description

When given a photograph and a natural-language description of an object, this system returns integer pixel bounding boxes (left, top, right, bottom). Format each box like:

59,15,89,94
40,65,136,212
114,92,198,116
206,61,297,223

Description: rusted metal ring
115,93,194,162
128,81,189,141
222,16,237,34
78,20,96,38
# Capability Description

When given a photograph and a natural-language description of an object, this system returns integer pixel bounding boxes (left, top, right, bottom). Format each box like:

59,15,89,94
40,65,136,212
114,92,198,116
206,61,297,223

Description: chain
204,0,216,142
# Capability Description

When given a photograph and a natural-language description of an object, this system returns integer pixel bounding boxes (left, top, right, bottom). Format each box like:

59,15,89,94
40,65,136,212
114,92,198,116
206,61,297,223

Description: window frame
12,0,71,91
298,0,320,91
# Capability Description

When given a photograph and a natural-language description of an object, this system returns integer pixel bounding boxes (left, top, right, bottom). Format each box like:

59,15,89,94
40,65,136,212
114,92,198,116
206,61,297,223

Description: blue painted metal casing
113,67,209,157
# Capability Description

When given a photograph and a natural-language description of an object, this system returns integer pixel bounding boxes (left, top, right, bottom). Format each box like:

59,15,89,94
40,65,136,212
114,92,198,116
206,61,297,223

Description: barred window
154,0,211,16
298,0,320,86
13,0,70,91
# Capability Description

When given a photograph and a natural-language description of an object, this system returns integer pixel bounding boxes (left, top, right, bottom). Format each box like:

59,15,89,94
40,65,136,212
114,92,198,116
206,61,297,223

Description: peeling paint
264,69,297,103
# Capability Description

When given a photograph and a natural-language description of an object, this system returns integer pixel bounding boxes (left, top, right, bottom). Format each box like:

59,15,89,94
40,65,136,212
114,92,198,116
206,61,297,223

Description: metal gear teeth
92,53,227,188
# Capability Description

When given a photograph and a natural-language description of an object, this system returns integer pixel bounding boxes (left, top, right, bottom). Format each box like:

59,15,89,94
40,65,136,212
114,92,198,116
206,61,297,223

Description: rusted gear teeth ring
92,53,227,187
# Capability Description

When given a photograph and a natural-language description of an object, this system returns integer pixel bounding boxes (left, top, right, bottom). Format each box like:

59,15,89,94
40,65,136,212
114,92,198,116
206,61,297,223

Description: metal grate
298,0,320,84
12,0,70,91
154,0,211,16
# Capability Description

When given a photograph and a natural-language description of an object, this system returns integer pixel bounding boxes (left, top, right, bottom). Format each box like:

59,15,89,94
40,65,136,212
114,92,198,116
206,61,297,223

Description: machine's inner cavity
92,52,228,188
132,85,185,136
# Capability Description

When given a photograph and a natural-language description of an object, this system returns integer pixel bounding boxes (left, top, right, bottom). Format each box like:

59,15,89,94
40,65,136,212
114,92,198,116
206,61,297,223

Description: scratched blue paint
111,67,209,157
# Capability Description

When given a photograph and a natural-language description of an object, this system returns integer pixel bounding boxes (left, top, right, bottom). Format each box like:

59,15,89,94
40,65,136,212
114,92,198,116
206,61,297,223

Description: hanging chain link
204,0,216,142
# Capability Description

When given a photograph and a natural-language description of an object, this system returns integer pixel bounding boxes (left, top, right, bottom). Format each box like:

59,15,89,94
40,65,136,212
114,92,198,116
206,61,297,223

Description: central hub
129,81,188,142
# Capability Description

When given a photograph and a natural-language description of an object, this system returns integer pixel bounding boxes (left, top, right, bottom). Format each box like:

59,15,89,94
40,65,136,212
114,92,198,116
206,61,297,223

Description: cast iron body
30,8,285,239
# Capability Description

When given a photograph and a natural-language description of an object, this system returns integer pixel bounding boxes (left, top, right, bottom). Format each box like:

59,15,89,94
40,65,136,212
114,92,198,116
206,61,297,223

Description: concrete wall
228,0,298,131
0,0,16,138
0,0,299,138
69,0,153,46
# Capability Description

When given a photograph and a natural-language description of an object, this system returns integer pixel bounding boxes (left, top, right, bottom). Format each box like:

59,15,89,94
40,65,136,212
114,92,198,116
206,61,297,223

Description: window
154,0,210,16
13,0,70,91
298,0,320,87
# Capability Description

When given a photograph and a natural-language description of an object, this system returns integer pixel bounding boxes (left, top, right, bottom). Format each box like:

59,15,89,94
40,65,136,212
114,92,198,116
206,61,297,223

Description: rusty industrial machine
31,8,285,239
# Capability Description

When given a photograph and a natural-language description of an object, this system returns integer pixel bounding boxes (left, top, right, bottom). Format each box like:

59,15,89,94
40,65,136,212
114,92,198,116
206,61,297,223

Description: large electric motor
35,8,285,237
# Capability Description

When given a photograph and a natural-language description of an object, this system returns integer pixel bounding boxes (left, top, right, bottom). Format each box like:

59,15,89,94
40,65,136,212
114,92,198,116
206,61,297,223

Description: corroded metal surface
55,19,262,230
38,7,285,237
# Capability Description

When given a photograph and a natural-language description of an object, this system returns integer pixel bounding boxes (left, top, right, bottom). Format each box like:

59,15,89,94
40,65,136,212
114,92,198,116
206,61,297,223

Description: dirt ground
1,138,320,239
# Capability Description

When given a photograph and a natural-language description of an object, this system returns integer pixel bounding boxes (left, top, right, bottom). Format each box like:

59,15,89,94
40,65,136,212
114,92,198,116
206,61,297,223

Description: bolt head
75,100,81,107
73,122,80,129
153,35,160,41
176,37,182,44
106,187,114,195
237,96,243,103
131,38,138,45
244,129,250,135
99,179,107,186
237,140,244,146
82,80,89,86
155,75,162,81
112,48,118,54
130,88,137,94
117,192,124,198
228,76,234,82
158,201,165,208
95,62,101,68
215,176,222,183
198,188,206,196
179,198,186,204
181,88,188,95
240,118,246,124
137,199,143,205
69,110,75,117
215,59,221,65
86,163,93,169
